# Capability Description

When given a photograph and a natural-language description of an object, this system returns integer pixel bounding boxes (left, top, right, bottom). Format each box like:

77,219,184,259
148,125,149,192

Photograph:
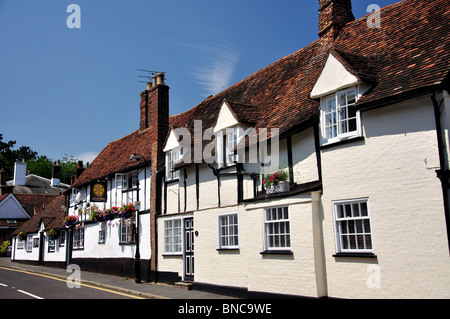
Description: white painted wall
321,95,450,298
71,213,150,260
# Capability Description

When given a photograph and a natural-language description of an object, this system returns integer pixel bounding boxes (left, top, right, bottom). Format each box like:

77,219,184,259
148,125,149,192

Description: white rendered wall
321,95,450,298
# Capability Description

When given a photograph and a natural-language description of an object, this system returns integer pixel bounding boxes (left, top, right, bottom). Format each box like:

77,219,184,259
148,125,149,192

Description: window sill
165,178,179,185
217,248,240,252
320,135,364,150
119,242,136,246
162,253,182,257
260,250,293,255
333,252,377,258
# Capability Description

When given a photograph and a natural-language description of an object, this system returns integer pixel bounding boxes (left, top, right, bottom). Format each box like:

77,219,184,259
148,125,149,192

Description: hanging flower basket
119,203,135,219
64,215,79,227
263,169,290,194
47,229,59,240
18,231,26,240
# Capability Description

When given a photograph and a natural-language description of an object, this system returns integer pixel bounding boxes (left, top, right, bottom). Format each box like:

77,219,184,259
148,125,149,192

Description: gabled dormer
163,128,182,180
213,99,258,168
311,50,376,146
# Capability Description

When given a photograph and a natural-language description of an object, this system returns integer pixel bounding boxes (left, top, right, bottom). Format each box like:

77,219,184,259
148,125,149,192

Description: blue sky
0,0,398,164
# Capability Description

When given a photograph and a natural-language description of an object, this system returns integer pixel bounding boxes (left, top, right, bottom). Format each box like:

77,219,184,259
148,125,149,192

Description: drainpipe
431,92,450,254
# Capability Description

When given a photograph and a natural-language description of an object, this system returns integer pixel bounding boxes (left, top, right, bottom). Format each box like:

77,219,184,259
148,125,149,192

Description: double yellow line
0,266,145,299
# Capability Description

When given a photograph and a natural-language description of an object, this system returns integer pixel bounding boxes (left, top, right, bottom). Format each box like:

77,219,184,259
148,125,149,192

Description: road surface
0,266,142,299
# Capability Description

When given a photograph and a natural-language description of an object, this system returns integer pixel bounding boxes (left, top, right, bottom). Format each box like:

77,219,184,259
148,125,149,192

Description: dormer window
217,126,239,168
166,147,180,180
320,87,362,145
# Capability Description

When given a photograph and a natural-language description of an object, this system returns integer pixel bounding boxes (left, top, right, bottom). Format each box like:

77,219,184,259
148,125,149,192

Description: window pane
352,203,360,217
349,235,356,249
356,219,363,233
345,204,352,217
361,202,368,216
337,205,344,218
363,219,370,233
347,90,356,104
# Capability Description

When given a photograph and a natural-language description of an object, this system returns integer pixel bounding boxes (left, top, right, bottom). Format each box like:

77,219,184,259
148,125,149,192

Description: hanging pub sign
91,182,107,202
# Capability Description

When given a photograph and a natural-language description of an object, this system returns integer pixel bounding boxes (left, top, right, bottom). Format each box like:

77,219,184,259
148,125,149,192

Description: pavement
0,258,236,299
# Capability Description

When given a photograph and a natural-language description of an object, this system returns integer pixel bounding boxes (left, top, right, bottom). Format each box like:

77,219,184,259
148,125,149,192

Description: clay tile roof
334,0,450,108
224,100,260,124
13,195,66,235
71,129,154,188
74,0,450,180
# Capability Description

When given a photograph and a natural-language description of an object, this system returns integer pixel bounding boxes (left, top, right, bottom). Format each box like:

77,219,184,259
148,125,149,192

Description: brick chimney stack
318,0,354,43
139,72,170,279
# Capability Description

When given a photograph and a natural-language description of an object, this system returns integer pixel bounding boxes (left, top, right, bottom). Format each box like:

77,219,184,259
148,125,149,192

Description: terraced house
12,0,450,298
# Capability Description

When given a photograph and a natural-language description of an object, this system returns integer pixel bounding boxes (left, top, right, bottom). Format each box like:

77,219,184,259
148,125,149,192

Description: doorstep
174,281,193,290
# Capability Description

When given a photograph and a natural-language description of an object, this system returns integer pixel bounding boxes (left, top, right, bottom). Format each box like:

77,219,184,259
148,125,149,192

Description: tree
61,155,79,185
27,155,53,179
0,133,81,184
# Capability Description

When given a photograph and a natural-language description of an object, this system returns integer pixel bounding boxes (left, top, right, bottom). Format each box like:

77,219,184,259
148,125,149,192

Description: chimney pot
156,73,165,85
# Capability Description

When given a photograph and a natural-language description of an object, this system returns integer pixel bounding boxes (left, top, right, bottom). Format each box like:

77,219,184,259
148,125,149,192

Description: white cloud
76,151,98,165
182,28,240,97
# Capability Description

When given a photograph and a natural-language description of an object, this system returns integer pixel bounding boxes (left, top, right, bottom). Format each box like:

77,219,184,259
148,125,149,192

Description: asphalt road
0,266,141,299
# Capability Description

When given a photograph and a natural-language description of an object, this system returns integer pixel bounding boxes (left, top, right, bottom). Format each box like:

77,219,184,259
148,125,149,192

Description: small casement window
59,230,66,247
164,219,182,254
218,213,239,249
33,238,39,248
48,238,55,252
321,87,361,144
217,126,239,168
17,239,24,249
73,227,85,249
264,206,291,250
98,230,106,244
120,218,135,244
166,148,180,180
333,198,373,253
26,235,33,252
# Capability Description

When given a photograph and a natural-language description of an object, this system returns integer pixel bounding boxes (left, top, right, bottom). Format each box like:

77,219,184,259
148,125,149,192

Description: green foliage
0,241,11,254
0,133,82,183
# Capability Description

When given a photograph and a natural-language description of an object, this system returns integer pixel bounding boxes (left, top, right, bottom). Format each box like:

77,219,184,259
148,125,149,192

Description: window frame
17,238,24,250
164,218,182,255
26,235,33,252
59,230,66,247
217,126,240,168
218,213,239,249
263,206,291,251
332,198,374,254
120,217,135,244
166,148,181,181
320,86,362,146
98,230,106,244
48,238,55,252
73,227,85,250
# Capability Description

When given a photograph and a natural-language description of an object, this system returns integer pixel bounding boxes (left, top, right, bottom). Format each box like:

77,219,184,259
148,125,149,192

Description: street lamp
130,153,147,283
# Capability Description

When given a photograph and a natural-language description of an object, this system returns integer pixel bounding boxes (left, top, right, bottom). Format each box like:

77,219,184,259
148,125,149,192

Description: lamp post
130,153,147,283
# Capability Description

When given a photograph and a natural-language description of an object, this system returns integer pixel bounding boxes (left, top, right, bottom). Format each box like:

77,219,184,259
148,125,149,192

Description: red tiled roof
73,0,449,182
71,129,154,187
13,195,66,235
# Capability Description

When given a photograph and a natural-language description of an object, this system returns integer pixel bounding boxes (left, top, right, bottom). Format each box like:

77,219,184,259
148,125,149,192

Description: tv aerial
137,69,166,83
